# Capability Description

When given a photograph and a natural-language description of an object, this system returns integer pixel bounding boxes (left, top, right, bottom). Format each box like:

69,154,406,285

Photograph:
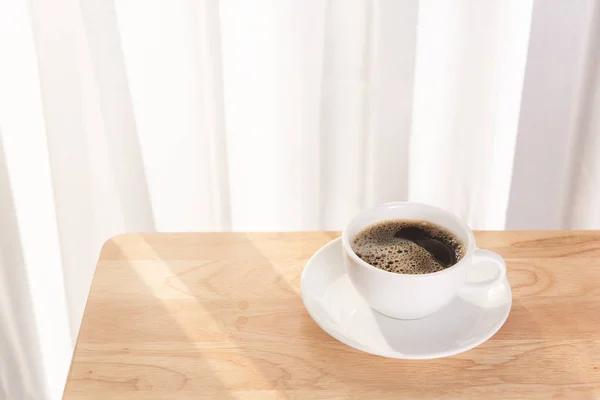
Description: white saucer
301,238,512,359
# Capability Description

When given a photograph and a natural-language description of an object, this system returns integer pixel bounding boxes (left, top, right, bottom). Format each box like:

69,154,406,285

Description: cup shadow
370,296,510,357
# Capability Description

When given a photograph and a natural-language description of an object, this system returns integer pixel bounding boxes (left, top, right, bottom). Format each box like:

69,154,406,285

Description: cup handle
463,248,507,290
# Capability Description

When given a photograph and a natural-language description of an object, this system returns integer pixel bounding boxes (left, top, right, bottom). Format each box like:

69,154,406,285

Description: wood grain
63,232,600,399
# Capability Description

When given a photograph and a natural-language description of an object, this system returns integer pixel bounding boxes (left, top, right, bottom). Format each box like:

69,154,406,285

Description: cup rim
341,201,476,278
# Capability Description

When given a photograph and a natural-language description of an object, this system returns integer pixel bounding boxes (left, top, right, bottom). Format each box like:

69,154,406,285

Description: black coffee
351,220,465,274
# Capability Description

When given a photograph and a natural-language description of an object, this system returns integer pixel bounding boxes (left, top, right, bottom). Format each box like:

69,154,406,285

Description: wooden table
63,232,600,399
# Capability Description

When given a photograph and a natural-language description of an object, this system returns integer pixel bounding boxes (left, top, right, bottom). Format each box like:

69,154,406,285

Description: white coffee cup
341,202,507,320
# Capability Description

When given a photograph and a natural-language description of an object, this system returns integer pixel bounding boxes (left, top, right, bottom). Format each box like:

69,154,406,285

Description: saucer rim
300,237,513,360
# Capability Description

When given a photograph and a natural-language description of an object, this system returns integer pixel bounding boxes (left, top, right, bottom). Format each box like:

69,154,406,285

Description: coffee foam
351,220,465,274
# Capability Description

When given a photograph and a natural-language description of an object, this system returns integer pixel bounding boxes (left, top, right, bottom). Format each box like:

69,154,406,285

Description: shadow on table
67,240,234,399
135,232,346,397
126,233,596,399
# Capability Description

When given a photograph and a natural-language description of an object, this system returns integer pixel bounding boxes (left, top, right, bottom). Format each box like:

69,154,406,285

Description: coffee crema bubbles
351,220,466,275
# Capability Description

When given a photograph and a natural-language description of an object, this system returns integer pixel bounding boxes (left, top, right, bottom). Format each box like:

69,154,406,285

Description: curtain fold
409,0,532,229
1,0,599,398
506,0,598,230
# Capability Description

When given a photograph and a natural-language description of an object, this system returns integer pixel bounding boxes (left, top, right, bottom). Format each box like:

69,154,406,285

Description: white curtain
1,0,599,398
